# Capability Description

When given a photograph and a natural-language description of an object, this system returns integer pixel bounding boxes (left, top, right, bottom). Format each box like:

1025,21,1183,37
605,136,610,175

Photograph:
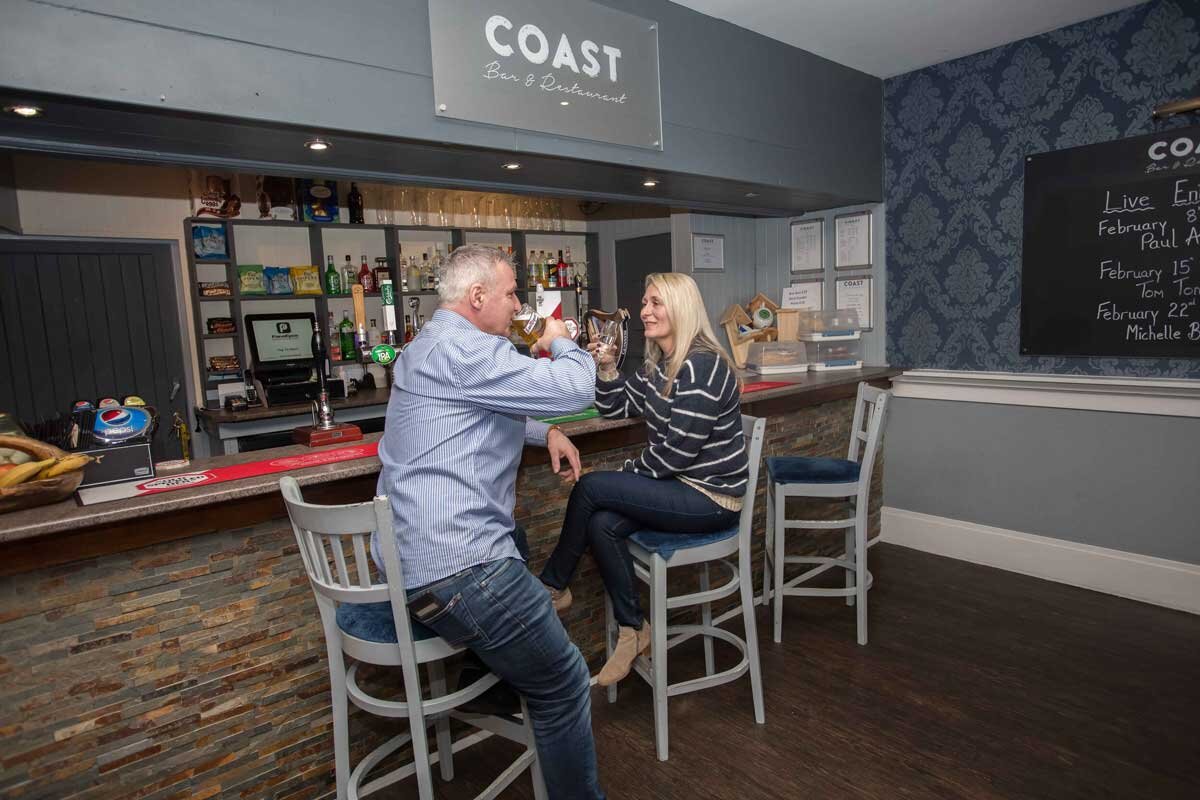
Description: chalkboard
1021,125,1200,358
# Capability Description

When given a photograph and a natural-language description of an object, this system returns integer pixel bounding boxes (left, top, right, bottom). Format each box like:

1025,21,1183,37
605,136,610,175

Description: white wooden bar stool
762,382,891,646
280,477,547,800
605,415,767,761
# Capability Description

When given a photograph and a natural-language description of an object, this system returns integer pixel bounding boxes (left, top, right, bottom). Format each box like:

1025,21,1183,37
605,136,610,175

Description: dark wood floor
413,544,1200,799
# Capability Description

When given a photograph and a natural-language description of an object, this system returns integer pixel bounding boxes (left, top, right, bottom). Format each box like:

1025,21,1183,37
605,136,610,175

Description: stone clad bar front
0,369,894,800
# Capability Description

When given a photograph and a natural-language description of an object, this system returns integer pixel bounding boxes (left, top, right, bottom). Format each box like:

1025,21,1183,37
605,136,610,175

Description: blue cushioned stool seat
767,456,861,485
629,525,740,561
337,601,438,643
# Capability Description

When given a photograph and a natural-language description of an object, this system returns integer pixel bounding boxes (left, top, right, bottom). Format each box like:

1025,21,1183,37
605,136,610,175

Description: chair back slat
351,534,372,589
329,534,352,588
848,382,888,464
854,387,892,499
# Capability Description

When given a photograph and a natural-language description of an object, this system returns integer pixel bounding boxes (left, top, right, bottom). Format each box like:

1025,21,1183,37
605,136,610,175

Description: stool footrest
781,518,856,530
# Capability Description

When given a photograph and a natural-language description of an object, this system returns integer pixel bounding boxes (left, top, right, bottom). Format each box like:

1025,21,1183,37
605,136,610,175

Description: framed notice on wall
835,276,872,329
835,211,872,269
781,280,824,311
790,219,823,273
692,233,725,272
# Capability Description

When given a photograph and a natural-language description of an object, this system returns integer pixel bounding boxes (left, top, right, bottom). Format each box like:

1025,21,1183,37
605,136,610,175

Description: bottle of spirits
407,256,421,295
368,318,380,347
328,312,342,360
325,255,341,295
555,250,567,288
343,255,356,291
358,254,375,292
423,252,435,291
404,314,415,343
338,310,355,361
347,182,364,224
527,250,538,287
548,250,559,288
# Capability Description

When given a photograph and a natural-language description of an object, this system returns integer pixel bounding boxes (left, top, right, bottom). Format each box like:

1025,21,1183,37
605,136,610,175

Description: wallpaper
883,0,1200,376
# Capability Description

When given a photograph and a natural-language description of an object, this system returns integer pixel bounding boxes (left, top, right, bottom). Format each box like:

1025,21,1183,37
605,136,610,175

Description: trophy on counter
292,321,363,447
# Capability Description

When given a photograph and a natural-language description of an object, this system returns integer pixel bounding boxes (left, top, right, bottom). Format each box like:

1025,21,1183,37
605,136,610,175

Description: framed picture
835,210,872,270
835,276,872,330
781,280,824,311
790,218,823,273
691,233,725,272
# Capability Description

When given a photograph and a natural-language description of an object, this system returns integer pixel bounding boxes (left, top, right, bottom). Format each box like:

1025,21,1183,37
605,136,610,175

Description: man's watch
546,424,563,440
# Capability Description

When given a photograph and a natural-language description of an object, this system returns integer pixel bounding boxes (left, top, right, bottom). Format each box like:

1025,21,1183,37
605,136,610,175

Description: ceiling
672,0,1147,78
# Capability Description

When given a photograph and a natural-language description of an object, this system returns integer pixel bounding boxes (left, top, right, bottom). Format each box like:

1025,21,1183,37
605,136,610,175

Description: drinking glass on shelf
375,185,394,225
484,195,498,229
471,194,483,228
502,202,513,229
454,193,467,228
551,198,564,232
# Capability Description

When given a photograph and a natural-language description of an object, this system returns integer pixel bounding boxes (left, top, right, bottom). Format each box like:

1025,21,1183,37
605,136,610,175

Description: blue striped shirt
373,308,595,589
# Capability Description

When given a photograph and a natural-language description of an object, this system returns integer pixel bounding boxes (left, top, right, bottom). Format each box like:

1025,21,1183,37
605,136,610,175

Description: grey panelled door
0,239,187,461
614,233,671,369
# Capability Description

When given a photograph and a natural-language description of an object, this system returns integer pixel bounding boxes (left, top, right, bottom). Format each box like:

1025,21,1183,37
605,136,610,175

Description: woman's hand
587,340,617,369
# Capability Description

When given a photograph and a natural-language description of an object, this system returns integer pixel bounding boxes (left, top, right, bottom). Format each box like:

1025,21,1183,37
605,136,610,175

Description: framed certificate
835,211,872,270
781,280,824,311
790,219,823,273
835,276,872,330
691,233,725,272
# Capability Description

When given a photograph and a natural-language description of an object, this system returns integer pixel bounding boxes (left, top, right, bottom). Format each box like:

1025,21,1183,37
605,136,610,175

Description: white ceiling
671,0,1147,78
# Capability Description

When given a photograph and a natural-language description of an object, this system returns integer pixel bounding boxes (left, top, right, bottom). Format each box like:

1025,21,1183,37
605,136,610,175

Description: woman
540,273,748,686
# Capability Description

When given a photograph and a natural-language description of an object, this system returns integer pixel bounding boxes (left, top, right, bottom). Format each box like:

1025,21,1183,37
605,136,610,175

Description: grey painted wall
0,0,881,202
671,209,888,364
587,215,673,312
884,398,1200,565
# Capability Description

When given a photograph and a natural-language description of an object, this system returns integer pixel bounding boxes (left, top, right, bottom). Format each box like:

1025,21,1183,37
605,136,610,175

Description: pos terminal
244,312,346,407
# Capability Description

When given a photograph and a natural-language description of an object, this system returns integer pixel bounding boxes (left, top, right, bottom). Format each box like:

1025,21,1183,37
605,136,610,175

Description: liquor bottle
328,312,342,360
527,250,538,287
407,256,421,295
548,250,559,288
338,310,355,361
433,245,444,290
358,254,375,292
423,252,435,290
557,249,569,288
404,314,414,343
325,255,341,295
343,255,356,291
369,319,379,347
347,182,364,224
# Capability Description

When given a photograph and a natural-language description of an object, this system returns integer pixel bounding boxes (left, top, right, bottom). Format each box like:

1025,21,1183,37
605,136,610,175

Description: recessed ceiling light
304,137,331,151
642,179,658,188
501,162,522,170
744,192,759,198
560,100,570,106
5,104,42,118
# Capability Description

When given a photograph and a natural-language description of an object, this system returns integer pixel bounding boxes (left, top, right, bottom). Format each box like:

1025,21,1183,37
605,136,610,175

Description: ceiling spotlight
501,161,522,170
642,179,658,188
744,192,759,198
5,104,42,118
560,100,570,106
304,137,331,151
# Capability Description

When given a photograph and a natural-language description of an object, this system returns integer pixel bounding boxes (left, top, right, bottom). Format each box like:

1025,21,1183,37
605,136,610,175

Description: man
375,244,604,799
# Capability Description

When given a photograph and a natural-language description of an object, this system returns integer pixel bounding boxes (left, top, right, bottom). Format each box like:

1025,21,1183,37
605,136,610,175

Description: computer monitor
245,312,317,373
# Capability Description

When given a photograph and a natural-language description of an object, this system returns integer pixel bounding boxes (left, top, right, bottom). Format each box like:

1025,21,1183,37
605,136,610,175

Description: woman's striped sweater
595,348,748,498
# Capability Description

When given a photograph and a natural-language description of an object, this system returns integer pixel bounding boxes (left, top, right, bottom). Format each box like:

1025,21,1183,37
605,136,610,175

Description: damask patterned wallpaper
883,0,1200,376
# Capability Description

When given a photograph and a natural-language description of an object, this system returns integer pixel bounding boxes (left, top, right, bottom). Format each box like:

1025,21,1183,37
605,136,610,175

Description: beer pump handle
311,320,329,392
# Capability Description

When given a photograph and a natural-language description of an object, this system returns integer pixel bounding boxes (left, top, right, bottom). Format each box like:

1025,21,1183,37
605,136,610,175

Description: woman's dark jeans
540,470,739,628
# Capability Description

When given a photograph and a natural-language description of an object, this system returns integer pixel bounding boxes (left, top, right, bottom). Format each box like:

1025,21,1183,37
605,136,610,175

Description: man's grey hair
437,243,513,304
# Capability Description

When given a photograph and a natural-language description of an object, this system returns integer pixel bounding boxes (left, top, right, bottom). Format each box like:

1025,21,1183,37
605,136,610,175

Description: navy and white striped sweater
595,348,748,497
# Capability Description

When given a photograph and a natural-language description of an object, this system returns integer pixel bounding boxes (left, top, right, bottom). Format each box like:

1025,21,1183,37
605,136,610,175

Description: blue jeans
408,556,605,800
540,470,740,628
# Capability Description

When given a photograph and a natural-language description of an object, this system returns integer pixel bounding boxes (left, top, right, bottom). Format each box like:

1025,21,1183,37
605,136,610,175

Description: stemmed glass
593,319,619,366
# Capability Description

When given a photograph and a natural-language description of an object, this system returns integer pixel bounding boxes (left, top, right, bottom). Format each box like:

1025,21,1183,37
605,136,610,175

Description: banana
36,454,94,480
0,458,56,488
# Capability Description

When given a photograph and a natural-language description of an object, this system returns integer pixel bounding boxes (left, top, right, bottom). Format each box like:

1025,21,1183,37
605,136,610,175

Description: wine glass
594,319,619,365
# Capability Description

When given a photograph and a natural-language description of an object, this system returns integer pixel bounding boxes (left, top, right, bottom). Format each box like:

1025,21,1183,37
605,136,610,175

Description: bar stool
280,477,546,800
762,382,891,646
605,415,767,761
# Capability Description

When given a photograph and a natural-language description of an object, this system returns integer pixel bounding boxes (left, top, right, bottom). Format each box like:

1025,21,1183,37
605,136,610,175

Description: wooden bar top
0,367,897,574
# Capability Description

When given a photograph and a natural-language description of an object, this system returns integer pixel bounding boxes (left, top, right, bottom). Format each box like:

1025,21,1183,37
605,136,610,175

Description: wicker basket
0,435,82,514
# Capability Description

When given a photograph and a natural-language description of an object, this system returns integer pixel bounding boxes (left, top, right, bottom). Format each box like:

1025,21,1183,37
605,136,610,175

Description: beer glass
593,319,619,365
510,303,544,346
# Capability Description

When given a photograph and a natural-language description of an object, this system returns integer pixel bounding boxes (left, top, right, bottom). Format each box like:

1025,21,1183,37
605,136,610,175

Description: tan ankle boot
597,622,652,687
544,583,572,613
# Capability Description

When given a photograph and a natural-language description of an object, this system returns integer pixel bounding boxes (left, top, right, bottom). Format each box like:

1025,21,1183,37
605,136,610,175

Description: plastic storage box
796,309,861,337
745,341,808,374
804,335,863,371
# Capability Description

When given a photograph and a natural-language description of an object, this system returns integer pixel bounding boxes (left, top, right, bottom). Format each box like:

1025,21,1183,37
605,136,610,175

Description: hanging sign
429,0,663,150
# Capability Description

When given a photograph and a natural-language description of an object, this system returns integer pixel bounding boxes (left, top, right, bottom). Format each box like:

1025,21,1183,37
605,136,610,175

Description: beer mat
538,408,601,424
741,381,796,394
76,443,380,505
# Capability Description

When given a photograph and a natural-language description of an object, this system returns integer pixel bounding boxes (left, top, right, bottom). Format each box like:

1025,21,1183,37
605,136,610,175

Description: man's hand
547,427,581,483
534,317,570,355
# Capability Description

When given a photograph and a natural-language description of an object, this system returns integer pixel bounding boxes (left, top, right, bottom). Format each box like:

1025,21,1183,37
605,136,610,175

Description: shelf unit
184,218,600,406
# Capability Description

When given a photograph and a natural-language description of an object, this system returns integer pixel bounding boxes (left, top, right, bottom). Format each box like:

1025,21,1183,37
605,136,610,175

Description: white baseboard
881,506,1200,615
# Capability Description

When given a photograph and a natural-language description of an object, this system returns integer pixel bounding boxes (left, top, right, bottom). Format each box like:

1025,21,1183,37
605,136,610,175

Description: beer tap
292,319,362,446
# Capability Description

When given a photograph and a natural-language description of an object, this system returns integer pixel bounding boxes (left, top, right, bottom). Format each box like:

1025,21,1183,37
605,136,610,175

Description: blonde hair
642,273,739,397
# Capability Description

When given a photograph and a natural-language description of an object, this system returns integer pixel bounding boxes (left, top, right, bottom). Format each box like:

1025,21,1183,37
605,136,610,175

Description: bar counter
0,367,896,799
